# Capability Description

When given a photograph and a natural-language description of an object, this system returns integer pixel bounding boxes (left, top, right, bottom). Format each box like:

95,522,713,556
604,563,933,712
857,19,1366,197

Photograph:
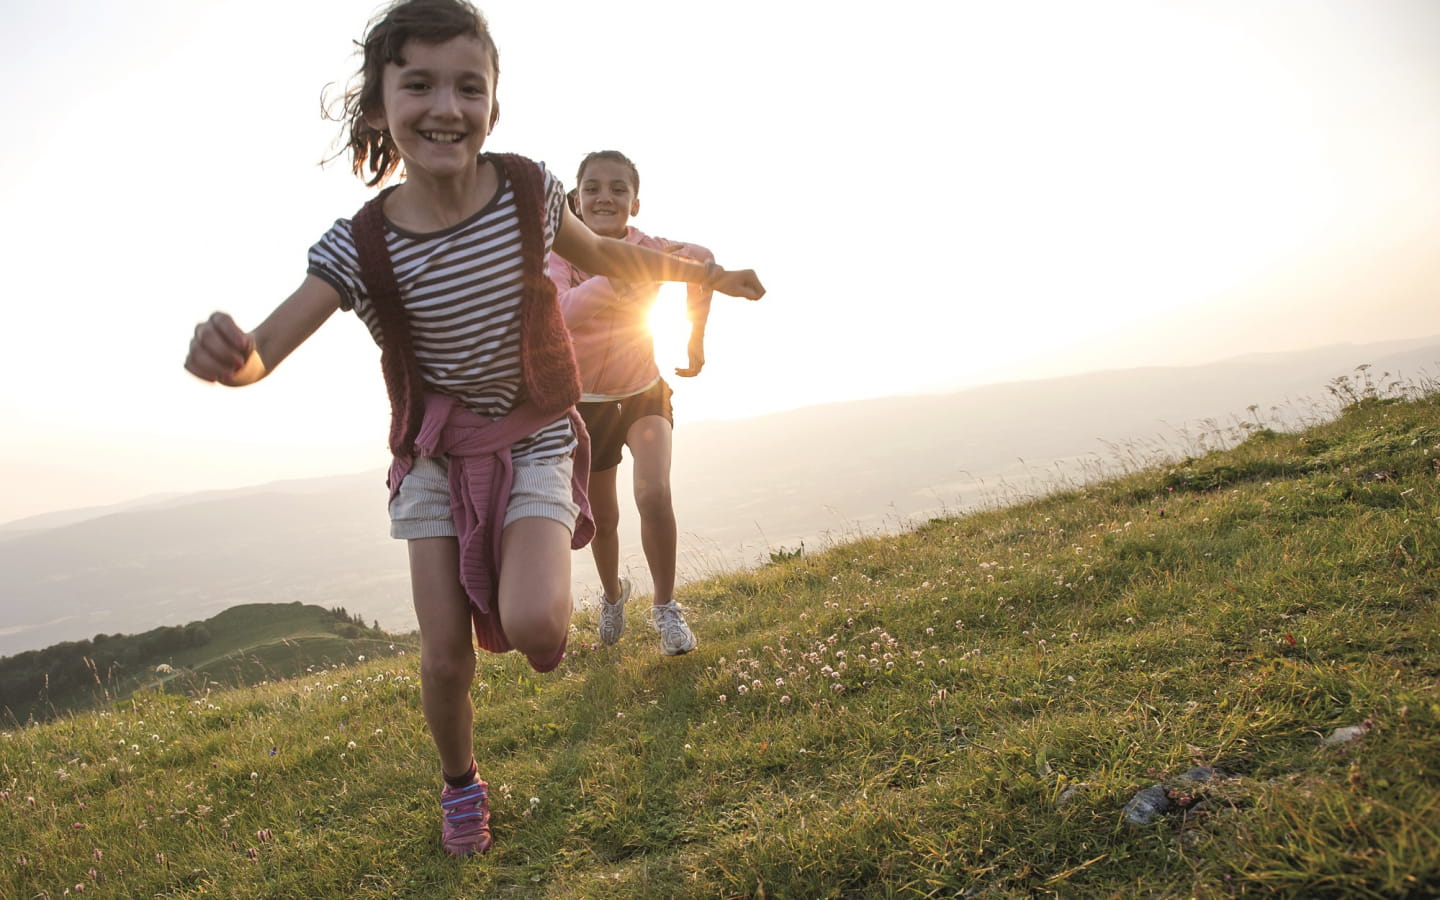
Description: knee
633,481,673,520
503,595,570,659
420,645,476,691
593,506,621,537
510,623,568,662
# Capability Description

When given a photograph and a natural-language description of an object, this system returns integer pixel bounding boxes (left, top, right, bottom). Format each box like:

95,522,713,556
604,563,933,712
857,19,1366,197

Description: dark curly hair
328,0,500,187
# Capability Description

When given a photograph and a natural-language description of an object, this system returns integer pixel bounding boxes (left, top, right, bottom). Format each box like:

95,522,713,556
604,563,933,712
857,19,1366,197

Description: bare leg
408,536,477,779
626,414,676,607
497,516,575,662
586,464,624,602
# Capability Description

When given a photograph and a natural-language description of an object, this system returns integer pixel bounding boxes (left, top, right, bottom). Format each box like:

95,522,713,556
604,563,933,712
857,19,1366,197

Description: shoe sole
444,838,492,857
661,636,697,656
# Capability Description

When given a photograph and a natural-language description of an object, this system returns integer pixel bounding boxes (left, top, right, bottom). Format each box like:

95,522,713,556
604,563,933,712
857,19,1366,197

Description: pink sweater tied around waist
389,394,593,670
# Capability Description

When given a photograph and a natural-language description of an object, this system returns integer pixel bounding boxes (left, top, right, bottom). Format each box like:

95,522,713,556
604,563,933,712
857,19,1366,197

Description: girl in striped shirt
183,0,763,858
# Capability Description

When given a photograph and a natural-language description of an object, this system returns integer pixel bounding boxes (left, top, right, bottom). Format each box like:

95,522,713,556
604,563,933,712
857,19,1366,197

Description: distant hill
0,471,381,540
0,474,409,659
1,336,1436,658
663,334,1440,578
0,602,409,725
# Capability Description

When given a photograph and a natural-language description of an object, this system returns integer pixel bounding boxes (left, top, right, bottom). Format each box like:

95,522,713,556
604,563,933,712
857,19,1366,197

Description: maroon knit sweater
350,153,583,460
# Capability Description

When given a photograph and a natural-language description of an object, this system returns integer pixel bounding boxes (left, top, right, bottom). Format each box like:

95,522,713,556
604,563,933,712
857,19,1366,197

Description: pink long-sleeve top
389,392,594,672
549,227,713,399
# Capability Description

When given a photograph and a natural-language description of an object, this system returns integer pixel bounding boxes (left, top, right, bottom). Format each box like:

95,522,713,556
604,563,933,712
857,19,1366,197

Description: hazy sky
2,0,1439,524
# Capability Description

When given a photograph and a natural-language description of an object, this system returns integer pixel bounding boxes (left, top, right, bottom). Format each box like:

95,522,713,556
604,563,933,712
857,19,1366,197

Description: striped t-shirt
307,157,575,461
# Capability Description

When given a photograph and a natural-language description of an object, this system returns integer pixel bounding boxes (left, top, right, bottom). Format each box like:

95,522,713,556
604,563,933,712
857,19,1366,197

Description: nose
430,85,461,118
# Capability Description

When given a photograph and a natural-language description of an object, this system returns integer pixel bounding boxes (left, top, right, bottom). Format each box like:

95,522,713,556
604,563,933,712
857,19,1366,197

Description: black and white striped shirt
307,158,574,461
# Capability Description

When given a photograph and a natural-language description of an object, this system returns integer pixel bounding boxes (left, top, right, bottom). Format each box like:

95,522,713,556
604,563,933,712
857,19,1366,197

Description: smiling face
577,158,640,238
365,34,499,183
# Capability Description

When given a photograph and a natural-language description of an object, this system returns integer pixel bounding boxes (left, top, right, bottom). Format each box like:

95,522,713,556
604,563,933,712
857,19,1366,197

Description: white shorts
388,454,579,540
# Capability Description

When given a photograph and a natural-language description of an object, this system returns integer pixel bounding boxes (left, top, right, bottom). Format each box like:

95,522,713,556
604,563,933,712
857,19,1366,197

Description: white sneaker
649,601,697,656
598,577,631,646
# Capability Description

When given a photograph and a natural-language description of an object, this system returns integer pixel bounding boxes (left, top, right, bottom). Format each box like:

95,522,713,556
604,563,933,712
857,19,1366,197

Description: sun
646,283,693,372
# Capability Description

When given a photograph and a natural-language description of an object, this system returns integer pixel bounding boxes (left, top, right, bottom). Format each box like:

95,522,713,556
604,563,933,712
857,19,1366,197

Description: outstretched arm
659,241,716,378
553,204,764,301
184,275,341,386
548,250,655,329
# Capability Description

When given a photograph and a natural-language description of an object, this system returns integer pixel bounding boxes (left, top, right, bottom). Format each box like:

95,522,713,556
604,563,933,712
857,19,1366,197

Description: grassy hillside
2,388,1437,898
0,603,409,726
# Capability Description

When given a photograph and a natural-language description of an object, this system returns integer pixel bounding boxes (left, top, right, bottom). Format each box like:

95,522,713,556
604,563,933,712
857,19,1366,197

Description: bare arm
552,204,765,301
661,241,715,378
548,249,652,328
184,275,341,386
665,241,716,335
673,282,713,378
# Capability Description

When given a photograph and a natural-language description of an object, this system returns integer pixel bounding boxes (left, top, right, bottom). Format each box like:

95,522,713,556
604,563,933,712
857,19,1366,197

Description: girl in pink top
182,1,763,859
549,150,759,656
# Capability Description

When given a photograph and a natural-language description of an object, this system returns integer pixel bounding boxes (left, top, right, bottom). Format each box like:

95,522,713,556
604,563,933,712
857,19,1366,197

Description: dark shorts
578,379,673,471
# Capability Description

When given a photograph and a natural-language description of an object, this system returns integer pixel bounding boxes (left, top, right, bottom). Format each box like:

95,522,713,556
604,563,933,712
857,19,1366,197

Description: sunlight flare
647,282,692,372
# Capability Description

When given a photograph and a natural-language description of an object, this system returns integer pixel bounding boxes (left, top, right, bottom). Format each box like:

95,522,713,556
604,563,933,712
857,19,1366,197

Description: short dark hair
575,150,640,196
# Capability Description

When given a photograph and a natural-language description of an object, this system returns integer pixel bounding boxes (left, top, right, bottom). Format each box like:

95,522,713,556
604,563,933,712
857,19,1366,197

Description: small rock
1056,783,1089,809
1123,784,1171,826
1323,720,1372,747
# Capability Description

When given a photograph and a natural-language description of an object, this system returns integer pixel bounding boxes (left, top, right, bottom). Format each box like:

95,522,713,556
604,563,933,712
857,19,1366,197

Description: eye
403,79,430,92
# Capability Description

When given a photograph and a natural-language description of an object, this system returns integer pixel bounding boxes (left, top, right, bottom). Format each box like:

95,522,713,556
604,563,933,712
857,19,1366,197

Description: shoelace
443,783,488,825
653,606,686,637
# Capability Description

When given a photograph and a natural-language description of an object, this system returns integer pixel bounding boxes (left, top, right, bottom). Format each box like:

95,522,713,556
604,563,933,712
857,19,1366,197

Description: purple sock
443,760,478,789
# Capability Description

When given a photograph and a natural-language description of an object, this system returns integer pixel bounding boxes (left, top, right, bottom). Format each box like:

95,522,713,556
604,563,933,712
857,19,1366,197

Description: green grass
3,391,1438,898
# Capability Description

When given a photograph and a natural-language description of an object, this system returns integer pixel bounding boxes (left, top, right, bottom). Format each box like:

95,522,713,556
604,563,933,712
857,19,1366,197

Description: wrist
699,261,724,289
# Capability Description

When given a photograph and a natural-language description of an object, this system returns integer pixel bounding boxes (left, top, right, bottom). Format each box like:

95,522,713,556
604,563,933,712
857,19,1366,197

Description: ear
630,196,641,217
488,100,500,134
363,102,388,134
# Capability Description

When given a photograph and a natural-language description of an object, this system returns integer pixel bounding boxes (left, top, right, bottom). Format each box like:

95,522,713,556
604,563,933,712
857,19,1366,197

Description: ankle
443,759,478,788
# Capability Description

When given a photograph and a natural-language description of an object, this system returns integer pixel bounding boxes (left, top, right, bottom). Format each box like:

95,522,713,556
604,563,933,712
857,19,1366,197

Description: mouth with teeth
421,131,466,144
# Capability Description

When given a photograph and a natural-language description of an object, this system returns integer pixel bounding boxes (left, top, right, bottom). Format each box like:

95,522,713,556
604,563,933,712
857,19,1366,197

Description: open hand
675,337,706,378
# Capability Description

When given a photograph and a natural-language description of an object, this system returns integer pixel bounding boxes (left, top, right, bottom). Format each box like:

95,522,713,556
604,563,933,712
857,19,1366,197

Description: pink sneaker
440,779,492,857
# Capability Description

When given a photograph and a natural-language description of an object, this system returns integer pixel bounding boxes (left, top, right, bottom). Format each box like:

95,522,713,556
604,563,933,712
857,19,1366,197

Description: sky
2,0,1439,524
